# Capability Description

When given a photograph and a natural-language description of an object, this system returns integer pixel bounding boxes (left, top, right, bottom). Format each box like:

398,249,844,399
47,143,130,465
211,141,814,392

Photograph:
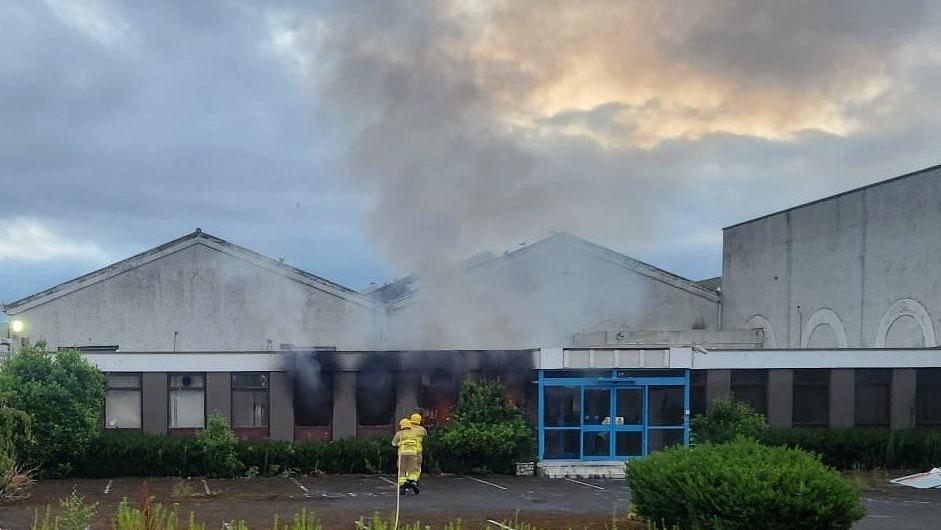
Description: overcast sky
2,0,940,305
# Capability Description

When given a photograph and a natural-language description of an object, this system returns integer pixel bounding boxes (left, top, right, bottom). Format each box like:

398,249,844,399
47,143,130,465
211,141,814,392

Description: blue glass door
581,386,612,460
581,385,645,460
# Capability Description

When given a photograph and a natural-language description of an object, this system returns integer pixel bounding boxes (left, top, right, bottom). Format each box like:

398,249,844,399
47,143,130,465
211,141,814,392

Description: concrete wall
269,372,294,440
8,242,373,351
722,166,941,348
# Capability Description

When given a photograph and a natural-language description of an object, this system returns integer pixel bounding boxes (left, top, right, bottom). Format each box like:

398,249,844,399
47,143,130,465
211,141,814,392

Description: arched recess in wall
801,308,849,348
746,315,777,348
874,298,937,348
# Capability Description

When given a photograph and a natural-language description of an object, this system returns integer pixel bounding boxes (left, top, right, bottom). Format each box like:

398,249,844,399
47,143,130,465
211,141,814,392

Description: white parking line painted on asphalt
202,478,212,495
486,520,516,530
378,476,397,486
466,476,508,490
564,477,605,490
289,477,311,497
103,480,113,494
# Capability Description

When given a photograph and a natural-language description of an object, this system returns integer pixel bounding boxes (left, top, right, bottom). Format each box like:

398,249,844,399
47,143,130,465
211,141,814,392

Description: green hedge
627,438,865,529
759,427,941,470
70,428,526,478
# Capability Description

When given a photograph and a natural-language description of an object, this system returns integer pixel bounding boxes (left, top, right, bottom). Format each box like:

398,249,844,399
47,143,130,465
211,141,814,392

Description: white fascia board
84,352,288,372
689,349,941,369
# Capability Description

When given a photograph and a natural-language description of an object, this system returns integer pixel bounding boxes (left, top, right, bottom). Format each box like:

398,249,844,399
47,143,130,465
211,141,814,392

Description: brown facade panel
269,372,294,441
141,372,168,435
206,372,231,419
829,369,854,427
891,368,916,430
766,369,793,427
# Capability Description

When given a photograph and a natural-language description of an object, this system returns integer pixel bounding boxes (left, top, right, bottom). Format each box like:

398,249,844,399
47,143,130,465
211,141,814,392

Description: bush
431,379,531,474
196,414,243,478
0,345,105,476
0,405,34,500
690,397,766,444
627,437,865,529
760,427,941,470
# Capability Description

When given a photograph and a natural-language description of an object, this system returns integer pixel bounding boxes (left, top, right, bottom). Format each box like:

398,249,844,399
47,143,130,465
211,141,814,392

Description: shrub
195,414,243,478
73,430,205,478
690,397,766,444
432,379,531,473
760,427,941,470
626,437,865,529
0,405,34,500
0,345,106,475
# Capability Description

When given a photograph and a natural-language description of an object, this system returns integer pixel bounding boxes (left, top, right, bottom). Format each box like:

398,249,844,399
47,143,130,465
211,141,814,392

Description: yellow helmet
410,413,422,425
399,418,412,429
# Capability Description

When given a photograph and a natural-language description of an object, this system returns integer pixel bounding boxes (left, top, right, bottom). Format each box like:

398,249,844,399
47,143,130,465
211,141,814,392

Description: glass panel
544,430,579,459
616,388,643,425
169,389,205,428
170,374,204,389
105,389,141,428
544,386,580,427
855,369,890,426
583,431,610,457
690,371,706,417
233,373,268,389
615,431,642,457
233,390,268,427
916,368,941,426
295,371,333,427
583,388,611,425
648,386,684,426
793,386,829,426
647,429,684,452
107,374,140,389
731,370,768,415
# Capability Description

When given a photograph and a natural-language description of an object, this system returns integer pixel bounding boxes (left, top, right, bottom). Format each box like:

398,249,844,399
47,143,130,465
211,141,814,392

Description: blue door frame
537,369,689,461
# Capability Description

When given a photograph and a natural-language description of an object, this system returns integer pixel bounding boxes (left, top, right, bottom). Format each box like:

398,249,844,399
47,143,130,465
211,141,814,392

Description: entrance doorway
539,369,688,461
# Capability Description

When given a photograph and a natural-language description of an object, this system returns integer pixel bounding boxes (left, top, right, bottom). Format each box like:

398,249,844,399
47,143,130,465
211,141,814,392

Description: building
3,163,941,469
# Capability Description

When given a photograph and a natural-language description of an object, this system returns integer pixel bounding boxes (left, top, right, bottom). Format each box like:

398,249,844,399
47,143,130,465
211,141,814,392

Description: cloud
0,218,110,262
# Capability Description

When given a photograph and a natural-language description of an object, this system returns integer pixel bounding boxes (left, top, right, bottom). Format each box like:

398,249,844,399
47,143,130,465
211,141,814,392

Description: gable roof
3,229,372,313
373,232,720,306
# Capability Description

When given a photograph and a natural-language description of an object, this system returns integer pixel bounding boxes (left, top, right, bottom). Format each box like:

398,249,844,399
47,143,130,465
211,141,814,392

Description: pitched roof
3,229,371,313
374,232,720,306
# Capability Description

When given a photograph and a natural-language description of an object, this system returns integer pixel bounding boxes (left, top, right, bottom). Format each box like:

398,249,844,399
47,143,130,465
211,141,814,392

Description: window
689,371,707,417
294,371,333,427
916,368,941,426
731,370,768,415
543,386,580,426
232,373,269,428
169,373,205,429
356,371,395,425
647,386,684,426
793,369,829,426
105,373,141,429
855,369,891,427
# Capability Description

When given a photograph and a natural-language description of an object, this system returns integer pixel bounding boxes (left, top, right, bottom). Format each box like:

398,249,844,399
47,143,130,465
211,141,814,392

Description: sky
1,0,940,305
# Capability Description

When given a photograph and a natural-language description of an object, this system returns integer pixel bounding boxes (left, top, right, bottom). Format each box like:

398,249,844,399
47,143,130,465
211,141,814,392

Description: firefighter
392,418,421,494
410,413,427,473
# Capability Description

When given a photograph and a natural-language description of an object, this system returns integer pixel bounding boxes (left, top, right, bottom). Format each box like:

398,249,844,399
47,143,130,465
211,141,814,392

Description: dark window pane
731,369,768,415
583,431,610,457
616,431,643,457
793,370,829,426
855,369,890,426
233,373,268,389
356,372,396,425
648,429,684,452
544,386,580,427
584,388,611,425
916,368,941,426
294,371,333,426
648,386,684,426
419,369,459,425
616,388,643,425
544,430,579,459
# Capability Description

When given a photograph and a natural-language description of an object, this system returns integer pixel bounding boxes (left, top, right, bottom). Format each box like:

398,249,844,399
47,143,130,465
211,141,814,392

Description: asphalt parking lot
0,475,630,529
1,474,938,529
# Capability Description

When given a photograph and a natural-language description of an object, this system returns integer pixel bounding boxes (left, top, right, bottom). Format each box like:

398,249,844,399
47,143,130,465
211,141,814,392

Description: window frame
104,372,143,430
854,368,891,427
731,369,768,416
792,369,830,427
231,372,270,430
167,372,207,430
